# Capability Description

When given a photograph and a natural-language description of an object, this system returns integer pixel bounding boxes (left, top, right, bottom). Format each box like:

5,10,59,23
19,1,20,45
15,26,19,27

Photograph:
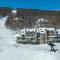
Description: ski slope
0,16,60,60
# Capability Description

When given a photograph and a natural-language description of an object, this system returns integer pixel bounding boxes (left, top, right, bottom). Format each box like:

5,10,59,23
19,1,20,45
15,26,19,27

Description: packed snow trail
0,16,60,60
0,16,16,49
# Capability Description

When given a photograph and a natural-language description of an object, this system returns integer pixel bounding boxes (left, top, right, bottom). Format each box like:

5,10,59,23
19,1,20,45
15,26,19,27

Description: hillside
0,7,12,15
0,12,60,60
0,7,60,30
5,8,60,30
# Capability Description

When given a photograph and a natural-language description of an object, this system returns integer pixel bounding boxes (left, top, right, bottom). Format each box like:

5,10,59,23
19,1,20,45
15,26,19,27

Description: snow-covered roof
56,29,60,34
14,32,21,37
18,28,55,35
49,36,57,38
39,28,54,31
12,10,16,13
13,18,19,20
26,28,36,32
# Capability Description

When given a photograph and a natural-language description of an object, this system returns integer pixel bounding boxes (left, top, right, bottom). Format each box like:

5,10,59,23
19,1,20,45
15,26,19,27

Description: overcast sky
0,0,60,10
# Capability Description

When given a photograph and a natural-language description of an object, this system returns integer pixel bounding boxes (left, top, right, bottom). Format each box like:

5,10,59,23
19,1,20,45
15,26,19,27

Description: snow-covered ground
0,16,60,60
